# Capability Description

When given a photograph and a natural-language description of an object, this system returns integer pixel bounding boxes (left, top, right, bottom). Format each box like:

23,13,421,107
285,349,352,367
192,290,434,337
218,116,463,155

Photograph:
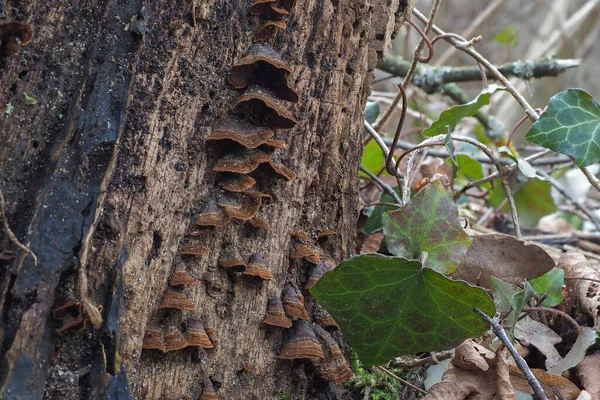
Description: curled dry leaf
559,251,600,329
577,352,600,400
451,339,495,372
451,233,555,289
356,232,384,254
509,365,580,400
514,316,562,371
424,345,515,400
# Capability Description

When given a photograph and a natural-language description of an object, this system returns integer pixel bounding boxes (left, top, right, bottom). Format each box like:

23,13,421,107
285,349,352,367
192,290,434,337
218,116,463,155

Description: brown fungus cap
263,296,292,328
207,117,275,149
0,21,33,56
254,20,287,42
243,252,275,280
314,307,340,330
267,160,296,181
184,317,214,348
281,286,309,320
248,0,277,15
233,86,297,129
142,326,166,352
219,174,257,192
312,325,355,384
218,256,248,272
164,325,189,352
213,148,273,174
159,289,196,311
227,45,298,103
196,201,231,227
317,227,338,239
180,242,211,256
247,217,272,231
200,378,219,400
279,321,324,360
169,265,200,287
305,256,335,289
219,192,270,221
264,138,287,149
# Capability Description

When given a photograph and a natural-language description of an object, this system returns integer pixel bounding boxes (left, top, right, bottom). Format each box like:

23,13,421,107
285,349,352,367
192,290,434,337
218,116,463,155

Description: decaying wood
0,0,413,398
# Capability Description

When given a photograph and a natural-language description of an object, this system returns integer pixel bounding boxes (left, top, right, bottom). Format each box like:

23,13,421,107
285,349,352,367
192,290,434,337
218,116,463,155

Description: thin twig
391,350,454,368
412,8,540,122
386,83,408,177
435,0,509,66
375,0,442,131
565,277,600,284
536,169,600,231
576,162,600,194
521,307,581,332
0,188,38,265
376,366,427,395
473,307,548,400
360,167,402,205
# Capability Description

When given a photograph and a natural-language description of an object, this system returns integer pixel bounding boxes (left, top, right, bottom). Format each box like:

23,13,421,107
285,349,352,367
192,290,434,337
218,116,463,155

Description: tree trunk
0,0,412,398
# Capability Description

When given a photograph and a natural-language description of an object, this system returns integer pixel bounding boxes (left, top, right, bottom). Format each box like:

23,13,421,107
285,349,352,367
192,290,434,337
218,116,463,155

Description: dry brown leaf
452,339,496,371
509,365,580,400
357,232,384,254
577,352,600,400
514,316,563,371
559,251,600,329
451,233,555,289
424,343,516,400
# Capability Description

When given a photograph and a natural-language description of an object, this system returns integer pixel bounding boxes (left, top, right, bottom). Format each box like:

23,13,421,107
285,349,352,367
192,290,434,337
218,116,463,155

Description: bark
0,0,412,398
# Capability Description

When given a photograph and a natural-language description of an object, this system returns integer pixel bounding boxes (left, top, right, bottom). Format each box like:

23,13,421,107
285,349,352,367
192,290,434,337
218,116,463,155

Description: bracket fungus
159,288,196,311
314,307,340,330
207,117,275,149
164,325,189,352
266,159,296,181
290,241,322,264
233,86,297,129
184,316,214,348
169,265,200,287
0,21,33,57
218,192,271,221
201,314,220,347
219,174,257,192
142,326,166,352
52,299,89,336
317,227,338,239
248,0,277,15
312,325,355,384
218,255,248,272
243,252,275,280
212,148,273,174
279,321,324,360
304,255,336,289
196,201,231,228
263,296,292,328
247,216,272,231
180,242,211,256
264,137,287,149
227,44,298,103
254,20,286,42
200,378,219,400
281,285,309,320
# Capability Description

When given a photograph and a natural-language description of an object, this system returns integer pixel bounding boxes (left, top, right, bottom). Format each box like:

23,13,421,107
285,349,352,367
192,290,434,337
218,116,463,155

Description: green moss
346,352,409,400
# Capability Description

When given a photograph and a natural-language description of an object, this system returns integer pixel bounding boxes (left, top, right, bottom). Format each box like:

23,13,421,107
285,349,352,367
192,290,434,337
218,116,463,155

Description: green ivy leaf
360,140,385,177
494,25,518,47
446,154,491,191
498,146,537,179
382,179,472,274
525,89,600,167
363,189,400,234
365,100,380,124
422,85,507,137
529,268,564,307
311,253,496,367
490,277,534,330
489,174,556,228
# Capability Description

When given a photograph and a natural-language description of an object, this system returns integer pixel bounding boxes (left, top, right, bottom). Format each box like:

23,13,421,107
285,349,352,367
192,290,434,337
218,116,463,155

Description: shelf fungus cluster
142,265,219,353
248,0,296,42
0,21,33,57
278,321,354,384
142,314,218,353
219,251,275,281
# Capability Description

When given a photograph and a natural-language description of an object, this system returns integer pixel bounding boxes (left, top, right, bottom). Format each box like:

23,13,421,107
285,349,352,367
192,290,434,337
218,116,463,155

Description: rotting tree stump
0,0,413,398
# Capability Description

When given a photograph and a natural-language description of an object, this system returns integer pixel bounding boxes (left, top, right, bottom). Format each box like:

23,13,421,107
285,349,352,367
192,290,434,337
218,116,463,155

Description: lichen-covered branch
378,56,580,93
